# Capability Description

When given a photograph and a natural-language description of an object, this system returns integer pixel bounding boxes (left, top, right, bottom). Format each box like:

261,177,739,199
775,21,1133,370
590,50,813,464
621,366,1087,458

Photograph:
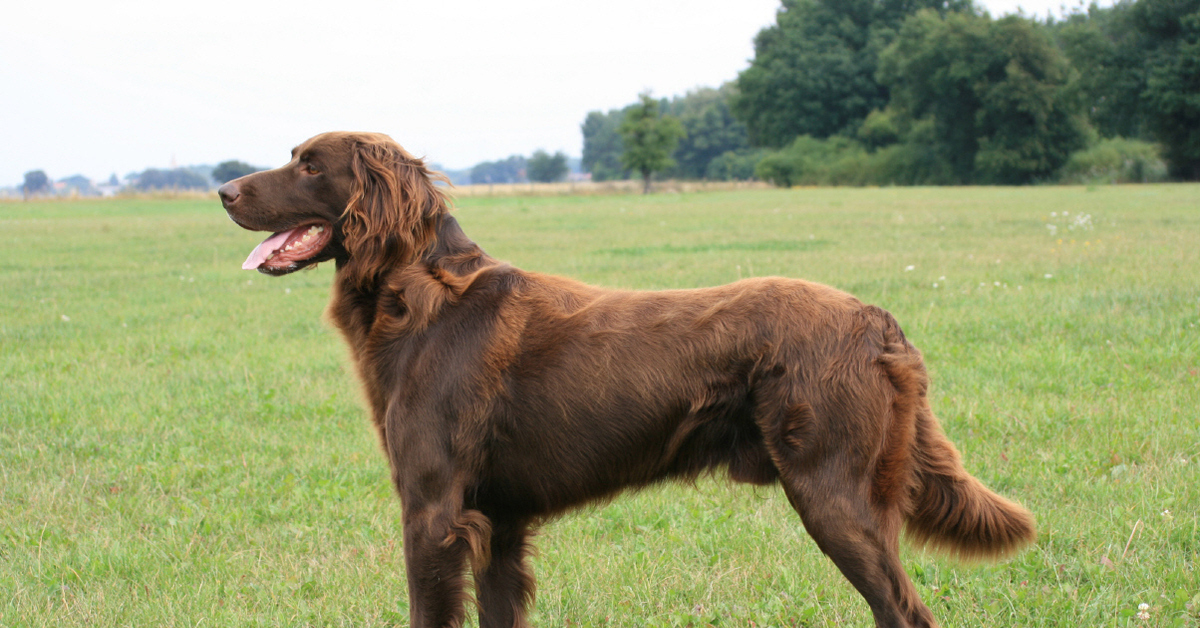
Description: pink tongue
242,230,295,270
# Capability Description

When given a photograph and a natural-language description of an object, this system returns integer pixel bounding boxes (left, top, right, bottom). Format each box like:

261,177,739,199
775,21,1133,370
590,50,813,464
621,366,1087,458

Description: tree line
446,150,571,186
17,160,265,198
584,0,1200,187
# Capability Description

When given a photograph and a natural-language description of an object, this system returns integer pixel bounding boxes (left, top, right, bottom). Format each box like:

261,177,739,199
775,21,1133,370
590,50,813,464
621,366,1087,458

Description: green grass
2,185,1197,627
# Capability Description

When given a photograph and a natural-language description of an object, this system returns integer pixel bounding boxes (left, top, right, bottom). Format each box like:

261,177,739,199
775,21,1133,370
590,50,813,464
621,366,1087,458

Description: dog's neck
327,213,493,351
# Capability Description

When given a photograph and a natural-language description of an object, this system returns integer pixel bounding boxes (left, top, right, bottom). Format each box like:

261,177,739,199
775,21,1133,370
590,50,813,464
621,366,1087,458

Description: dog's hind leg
474,517,536,628
778,465,935,628
762,399,935,628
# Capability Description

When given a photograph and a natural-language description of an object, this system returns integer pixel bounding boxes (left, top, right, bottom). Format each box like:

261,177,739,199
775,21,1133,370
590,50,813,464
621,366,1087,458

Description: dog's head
220,131,450,287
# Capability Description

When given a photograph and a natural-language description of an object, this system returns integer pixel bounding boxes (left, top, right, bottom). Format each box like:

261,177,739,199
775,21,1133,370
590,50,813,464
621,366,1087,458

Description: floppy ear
341,138,450,289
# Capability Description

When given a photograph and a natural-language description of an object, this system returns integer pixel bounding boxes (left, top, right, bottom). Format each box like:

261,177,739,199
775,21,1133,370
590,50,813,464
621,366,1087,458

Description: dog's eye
303,162,320,175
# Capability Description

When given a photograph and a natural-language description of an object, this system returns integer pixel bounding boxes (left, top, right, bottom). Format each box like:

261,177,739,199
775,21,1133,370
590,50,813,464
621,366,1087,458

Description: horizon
2,0,1109,188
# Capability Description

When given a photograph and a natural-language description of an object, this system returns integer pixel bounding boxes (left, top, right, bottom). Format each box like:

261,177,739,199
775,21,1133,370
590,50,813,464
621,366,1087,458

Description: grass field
2,185,1197,627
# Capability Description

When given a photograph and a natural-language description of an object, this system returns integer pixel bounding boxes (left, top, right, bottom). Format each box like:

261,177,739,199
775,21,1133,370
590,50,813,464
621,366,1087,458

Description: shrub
1057,138,1168,184
705,149,770,181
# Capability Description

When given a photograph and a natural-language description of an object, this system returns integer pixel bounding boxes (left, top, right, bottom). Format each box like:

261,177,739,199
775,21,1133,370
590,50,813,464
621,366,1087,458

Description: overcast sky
1,0,1106,186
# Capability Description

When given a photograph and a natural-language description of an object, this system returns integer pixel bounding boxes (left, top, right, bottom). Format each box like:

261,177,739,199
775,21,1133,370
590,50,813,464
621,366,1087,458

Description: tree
1054,3,1150,141
58,174,95,196
527,150,569,182
22,170,49,199
733,0,973,148
469,155,527,184
663,84,752,179
212,160,261,184
619,93,686,194
1135,0,1200,179
133,168,211,190
581,108,631,181
877,10,1091,184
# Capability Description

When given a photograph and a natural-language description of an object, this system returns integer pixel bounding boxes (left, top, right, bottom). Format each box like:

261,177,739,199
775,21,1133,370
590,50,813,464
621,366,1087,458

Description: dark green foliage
212,160,262,184
576,0,1199,185
1057,137,1168,182
584,86,752,181
705,149,772,180
527,150,569,183
1051,0,1200,179
1054,3,1150,140
618,93,686,193
133,168,211,191
470,155,527,185
1136,0,1200,178
733,0,972,148
22,170,49,197
581,108,630,182
663,85,752,179
877,11,1091,184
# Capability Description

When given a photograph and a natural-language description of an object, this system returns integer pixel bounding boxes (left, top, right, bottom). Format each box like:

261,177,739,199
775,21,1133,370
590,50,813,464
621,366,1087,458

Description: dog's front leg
387,408,492,628
399,483,492,628
474,517,536,628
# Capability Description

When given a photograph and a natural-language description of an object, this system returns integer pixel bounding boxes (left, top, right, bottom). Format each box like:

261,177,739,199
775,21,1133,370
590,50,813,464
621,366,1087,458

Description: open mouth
242,222,333,271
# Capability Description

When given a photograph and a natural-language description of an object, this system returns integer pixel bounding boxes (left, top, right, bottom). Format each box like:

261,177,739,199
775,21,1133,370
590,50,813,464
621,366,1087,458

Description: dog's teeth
315,225,324,232
265,253,275,261
284,244,293,251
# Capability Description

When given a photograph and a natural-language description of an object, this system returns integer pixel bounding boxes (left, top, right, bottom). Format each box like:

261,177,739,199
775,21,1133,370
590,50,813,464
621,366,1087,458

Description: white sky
1,0,1107,186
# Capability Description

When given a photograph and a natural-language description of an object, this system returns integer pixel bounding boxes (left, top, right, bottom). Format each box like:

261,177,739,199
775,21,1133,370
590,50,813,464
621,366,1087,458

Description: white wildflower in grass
285,288,292,295
1050,211,1057,217
939,276,946,281
1137,602,1150,620
1047,224,1058,236
1044,274,1054,279
1162,509,1173,520
905,265,915,272
933,282,938,288
60,314,70,322
1070,213,1094,231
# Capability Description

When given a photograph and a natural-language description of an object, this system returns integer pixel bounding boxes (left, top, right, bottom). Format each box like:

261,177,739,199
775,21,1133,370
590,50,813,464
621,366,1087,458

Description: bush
1057,138,1168,184
754,136,871,187
705,149,770,181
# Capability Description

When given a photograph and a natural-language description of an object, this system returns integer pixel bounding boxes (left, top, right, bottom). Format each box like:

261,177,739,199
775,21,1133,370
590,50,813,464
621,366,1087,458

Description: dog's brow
290,146,300,159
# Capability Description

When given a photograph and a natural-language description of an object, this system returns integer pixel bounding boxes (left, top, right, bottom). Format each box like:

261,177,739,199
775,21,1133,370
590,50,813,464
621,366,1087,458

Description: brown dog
219,131,1034,628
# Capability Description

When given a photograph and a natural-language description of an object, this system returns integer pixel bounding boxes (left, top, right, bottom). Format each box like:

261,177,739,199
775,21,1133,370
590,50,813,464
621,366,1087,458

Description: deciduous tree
581,108,630,181
1135,0,1200,178
733,0,972,148
212,160,261,184
878,10,1090,183
527,150,569,183
22,170,49,199
619,93,685,194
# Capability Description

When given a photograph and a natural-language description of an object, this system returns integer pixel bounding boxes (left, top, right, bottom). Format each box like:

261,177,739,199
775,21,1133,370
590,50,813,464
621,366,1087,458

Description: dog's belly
466,373,777,518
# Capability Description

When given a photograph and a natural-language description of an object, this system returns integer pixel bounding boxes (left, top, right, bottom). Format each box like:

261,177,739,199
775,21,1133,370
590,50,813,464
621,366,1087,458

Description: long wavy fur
341,135,451,290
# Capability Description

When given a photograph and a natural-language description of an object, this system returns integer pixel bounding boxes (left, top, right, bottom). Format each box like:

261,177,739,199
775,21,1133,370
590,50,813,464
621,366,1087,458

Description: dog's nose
218,182,240,205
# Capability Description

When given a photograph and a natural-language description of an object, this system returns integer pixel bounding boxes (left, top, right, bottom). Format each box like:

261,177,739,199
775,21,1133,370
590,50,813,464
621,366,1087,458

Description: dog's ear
341,137,450,289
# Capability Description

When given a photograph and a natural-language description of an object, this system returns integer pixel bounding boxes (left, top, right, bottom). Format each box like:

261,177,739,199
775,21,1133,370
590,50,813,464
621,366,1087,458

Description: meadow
1,184,1197,627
